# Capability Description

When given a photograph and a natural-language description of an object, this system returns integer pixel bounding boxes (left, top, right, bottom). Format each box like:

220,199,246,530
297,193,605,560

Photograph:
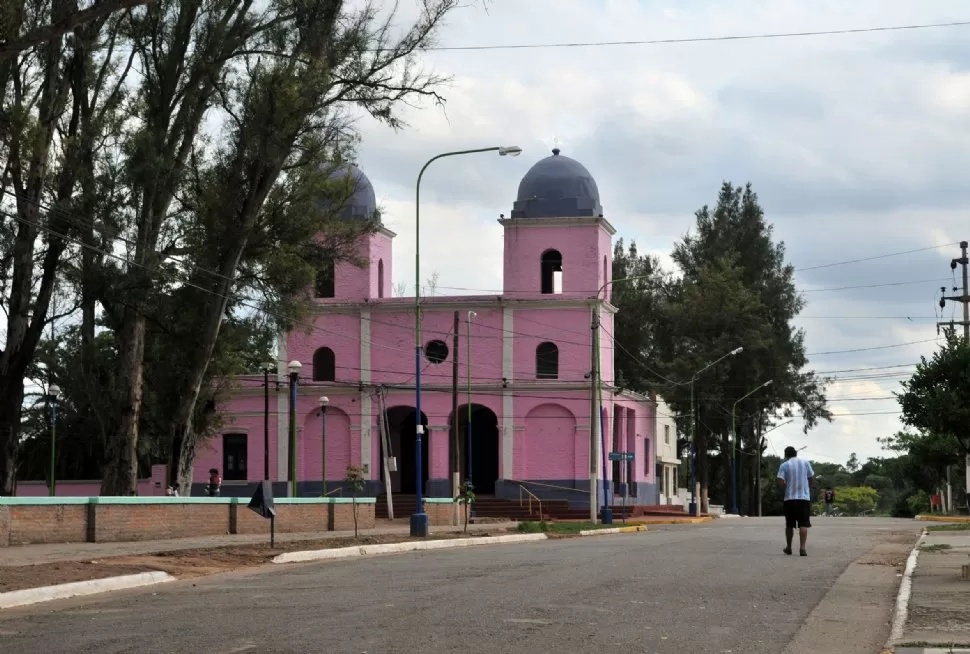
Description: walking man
777,446,815,556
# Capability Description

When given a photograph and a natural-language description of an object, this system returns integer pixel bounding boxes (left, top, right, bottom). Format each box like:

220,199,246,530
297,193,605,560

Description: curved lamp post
319,396,329,496
689,346,743,516
730,379,772,515
47,384,60,496
287,360,302,497
412,145,522,537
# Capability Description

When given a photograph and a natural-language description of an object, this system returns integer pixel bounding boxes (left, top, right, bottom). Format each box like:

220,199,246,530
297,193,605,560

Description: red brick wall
426,502,459,527
94,504,231,543
0,501,377,547
4,504,88,546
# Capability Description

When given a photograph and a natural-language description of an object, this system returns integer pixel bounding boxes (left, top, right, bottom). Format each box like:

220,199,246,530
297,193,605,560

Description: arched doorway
381,406,429,495
450,404,500,495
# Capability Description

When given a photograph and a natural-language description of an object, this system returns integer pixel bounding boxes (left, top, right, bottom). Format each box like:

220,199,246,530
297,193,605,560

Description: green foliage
610,182,830,512
344,465,366,538
906,490,930,517
833,486,878,515
454,480,476,533
897,328,970,455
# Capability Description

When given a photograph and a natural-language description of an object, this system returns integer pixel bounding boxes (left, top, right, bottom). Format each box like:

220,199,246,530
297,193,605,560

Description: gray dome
510,148,602,219
325,164,379,223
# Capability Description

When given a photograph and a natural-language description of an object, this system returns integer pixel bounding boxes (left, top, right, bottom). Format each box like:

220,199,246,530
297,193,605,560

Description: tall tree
610,182,830,513
0,4,131,494
98,0,467,494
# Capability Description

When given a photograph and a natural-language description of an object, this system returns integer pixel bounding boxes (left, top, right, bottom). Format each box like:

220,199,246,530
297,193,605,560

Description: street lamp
466,311,477,516
287,360,302,497
412,145,522,538
262,362,275,481
319,396,329,496
730,379,773,515
689,346,743,516
47,384,60,496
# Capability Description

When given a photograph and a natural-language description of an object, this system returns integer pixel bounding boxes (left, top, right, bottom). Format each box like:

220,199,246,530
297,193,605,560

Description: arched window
377,259,384,299
315,260,335,298
540,249,563,295
313,347,336,381
535,342,559,379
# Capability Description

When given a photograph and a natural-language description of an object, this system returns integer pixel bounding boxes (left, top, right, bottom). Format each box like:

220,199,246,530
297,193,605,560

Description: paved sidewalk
0,520,516,567
893,529,970,653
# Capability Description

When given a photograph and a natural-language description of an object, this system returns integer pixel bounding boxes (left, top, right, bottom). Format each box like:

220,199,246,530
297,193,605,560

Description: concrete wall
0,497,376,547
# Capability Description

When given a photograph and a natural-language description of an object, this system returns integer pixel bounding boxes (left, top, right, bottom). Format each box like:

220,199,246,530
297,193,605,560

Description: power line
794,242,959,272
424,20,970,52
806,338,937,356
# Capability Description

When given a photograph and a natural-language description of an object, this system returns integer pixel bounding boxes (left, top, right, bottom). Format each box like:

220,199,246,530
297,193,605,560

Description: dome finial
552,147,560,155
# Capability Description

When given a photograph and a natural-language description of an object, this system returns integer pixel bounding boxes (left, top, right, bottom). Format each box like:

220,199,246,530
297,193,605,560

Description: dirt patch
0,529,510,594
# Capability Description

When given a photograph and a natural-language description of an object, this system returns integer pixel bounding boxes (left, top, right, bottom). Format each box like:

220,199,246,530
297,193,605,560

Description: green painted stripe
89,496,238,505
276,497,376,505
0,497,91,505
423,497,456,504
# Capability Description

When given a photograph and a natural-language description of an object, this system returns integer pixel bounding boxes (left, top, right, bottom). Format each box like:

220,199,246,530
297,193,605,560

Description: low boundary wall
0,496,376,547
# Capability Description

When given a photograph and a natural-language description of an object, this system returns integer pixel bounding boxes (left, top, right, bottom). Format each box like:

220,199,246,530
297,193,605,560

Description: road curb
271,533,549,564
884,529,927,651
0,571,174,610
916,514,970,523
577,525,648,536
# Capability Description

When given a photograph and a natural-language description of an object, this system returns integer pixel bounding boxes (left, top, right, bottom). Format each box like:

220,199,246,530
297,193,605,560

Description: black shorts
783,500,812,529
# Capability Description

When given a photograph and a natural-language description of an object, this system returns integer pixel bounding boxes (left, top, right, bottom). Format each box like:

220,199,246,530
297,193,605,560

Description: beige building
655,396,681,504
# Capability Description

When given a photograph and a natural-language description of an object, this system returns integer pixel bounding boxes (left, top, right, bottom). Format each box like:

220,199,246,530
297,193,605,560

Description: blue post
467,413,474,518
411,345,428,536
600,406,613,524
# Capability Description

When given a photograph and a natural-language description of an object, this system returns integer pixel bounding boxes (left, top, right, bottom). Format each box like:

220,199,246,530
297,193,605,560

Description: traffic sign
608,451,634,462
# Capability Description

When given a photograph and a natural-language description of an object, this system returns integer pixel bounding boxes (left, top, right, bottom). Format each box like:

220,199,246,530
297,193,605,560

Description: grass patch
919,543,953,552
926,522,970,532
516,521,615,534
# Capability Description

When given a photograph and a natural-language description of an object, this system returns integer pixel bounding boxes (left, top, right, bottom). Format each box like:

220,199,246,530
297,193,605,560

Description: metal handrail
511,479,589,496
512,482,543,520
324,486,344,497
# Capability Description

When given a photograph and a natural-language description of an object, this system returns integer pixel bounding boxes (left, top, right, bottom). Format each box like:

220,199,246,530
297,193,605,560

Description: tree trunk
0,384,25,495
100,309,145,495
698,428,709,514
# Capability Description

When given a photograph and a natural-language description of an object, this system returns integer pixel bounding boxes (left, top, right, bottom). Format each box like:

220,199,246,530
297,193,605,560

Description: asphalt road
0,517,920,654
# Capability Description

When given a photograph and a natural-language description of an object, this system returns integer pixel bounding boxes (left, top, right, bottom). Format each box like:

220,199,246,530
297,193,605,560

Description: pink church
195,149,659,512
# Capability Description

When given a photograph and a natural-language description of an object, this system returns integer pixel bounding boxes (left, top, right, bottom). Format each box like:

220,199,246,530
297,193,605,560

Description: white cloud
346,0,970,467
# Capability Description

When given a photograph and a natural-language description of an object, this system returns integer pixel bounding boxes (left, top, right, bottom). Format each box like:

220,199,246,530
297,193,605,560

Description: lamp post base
688,502,698,516
600,507,613,525
410,512,429,537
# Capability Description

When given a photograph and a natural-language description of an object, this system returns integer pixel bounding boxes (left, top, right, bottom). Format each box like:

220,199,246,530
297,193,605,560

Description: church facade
195,149,660,507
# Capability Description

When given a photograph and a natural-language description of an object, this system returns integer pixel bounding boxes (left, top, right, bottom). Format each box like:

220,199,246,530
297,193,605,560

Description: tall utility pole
452,311,460,505
939,240,969,512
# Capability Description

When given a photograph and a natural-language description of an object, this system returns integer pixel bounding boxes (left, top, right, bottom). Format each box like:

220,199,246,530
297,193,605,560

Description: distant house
655,396,681,505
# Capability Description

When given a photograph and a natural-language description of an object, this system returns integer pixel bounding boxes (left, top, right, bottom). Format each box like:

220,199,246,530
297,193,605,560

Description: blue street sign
608,452,635,462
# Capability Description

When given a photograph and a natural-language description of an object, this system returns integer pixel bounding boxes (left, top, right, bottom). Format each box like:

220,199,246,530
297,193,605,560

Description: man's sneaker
799,550,808,556
783,547,792,555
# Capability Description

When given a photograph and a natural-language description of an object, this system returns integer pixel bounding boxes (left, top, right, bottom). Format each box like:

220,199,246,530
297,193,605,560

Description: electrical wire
423,20,970,52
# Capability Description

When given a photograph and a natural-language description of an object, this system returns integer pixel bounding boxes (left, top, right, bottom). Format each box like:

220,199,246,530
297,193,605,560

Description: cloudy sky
349,0,970,468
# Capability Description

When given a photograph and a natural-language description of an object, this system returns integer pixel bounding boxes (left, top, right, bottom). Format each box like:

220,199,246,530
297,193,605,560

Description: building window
664,424,670,445
644,437,651,476
535,342,559,379
540,249,563,294
313,347,336,381
425,339,449,364
315,260,335,298
377,259,384,299
223,433,248,481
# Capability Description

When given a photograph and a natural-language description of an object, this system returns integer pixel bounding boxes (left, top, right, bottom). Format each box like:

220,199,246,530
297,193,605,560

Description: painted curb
916,514,970,523
0,571,174,610
885,529,927,650
578,525,648,536
272,533,549,564
626,517,713,526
